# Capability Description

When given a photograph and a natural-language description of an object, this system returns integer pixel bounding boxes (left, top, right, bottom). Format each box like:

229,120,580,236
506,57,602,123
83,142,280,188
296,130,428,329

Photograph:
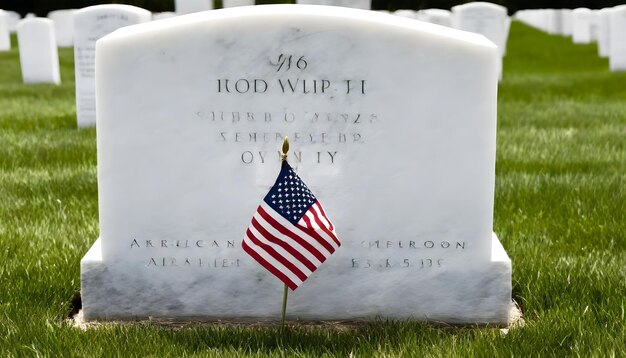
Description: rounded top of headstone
74,4,152,18
422,8,452,16
47,9,76,17
452,2,507,13
100,4,496,49
17,17,54,30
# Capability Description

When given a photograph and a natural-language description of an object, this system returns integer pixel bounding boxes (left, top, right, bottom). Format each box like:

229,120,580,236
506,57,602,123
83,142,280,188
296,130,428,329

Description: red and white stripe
242,201,340,290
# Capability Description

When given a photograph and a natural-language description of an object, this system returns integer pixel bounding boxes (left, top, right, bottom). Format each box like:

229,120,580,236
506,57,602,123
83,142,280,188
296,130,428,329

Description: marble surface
295,0,371,10
48,9,75,47
6,11,20,33
222,0,255,8
451,2,507,80
561,9,573,36
422,9,452,27
16,18,60,84
73,5,151,128
0,10,9,51
82,5,511,324
153,12,177,21
597,9,610,58
176,0,213,15
452,2,508,57
609,6,626,71
393,10,417,20
572,8,591,44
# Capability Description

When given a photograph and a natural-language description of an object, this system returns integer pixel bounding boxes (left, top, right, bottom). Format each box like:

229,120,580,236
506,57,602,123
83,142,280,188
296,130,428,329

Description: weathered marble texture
16,18,60,84
82,5,511,324
73,5,151,128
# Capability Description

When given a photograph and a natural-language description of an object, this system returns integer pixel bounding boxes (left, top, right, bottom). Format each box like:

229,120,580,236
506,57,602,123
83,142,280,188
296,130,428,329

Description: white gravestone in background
452,2,508,79
561,9,573,36
422,9,452,27
597,8,611,58
609,5,626,71
295,0,371,10
0,10,10,51
546,9,561,35
589,10,599,42
153,12,177,21
81,5,512,324
222,0,255,8
73,5,151,128
572,8,591,44
393,10,417,20
7,11,20,33
48,9,75,47
16,18,60,84
176,0,213,15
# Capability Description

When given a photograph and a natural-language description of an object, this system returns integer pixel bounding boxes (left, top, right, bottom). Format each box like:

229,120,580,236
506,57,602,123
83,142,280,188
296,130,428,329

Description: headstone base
81,234,511,325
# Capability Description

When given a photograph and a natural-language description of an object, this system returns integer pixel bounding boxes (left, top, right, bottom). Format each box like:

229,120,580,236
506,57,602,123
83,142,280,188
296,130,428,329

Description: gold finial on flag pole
281,137,289,162
280,136,290,332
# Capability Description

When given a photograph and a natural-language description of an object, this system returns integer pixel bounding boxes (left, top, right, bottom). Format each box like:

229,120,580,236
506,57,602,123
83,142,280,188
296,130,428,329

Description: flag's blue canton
264,162,317,225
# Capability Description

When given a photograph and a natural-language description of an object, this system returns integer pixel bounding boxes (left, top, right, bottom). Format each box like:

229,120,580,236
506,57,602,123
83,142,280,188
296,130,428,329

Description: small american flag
243,161,340,290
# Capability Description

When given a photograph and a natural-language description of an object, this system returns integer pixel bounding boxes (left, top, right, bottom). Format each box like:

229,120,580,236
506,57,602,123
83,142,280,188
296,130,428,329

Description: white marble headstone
222,0,255,8
393,10,417,20
572,8,591,44
451,2,508,79
16,18,60,84
546,9,561,35
73,5,151,128
597,8,611,58
609,5,626,71
6,11,20,33
422,9,452,27
47,9,75,47
589,10,599,42
81,5,511,324
176,0,214,15
561,9,573,36
0,10,10,51
153,12,177,21
295,0,371,10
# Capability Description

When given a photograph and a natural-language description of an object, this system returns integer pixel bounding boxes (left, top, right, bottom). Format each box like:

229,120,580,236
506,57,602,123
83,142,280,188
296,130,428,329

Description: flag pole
281,282,288,331
280,137,289,331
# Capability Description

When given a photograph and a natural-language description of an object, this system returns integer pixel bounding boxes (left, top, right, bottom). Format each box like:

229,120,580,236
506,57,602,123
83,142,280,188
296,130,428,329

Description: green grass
1,22,625,356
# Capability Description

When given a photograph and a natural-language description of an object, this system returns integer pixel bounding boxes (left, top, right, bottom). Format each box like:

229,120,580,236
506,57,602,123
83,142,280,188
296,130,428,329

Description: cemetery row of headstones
1,1,512,129
514,6,626,72
388,4,511,80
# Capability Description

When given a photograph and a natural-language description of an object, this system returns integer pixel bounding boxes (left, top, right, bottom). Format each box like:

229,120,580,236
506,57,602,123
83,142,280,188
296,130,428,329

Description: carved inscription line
206,54,374,165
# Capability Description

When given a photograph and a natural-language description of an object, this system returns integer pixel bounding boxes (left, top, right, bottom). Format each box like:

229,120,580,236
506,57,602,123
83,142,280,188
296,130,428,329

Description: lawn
0,22,625,356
